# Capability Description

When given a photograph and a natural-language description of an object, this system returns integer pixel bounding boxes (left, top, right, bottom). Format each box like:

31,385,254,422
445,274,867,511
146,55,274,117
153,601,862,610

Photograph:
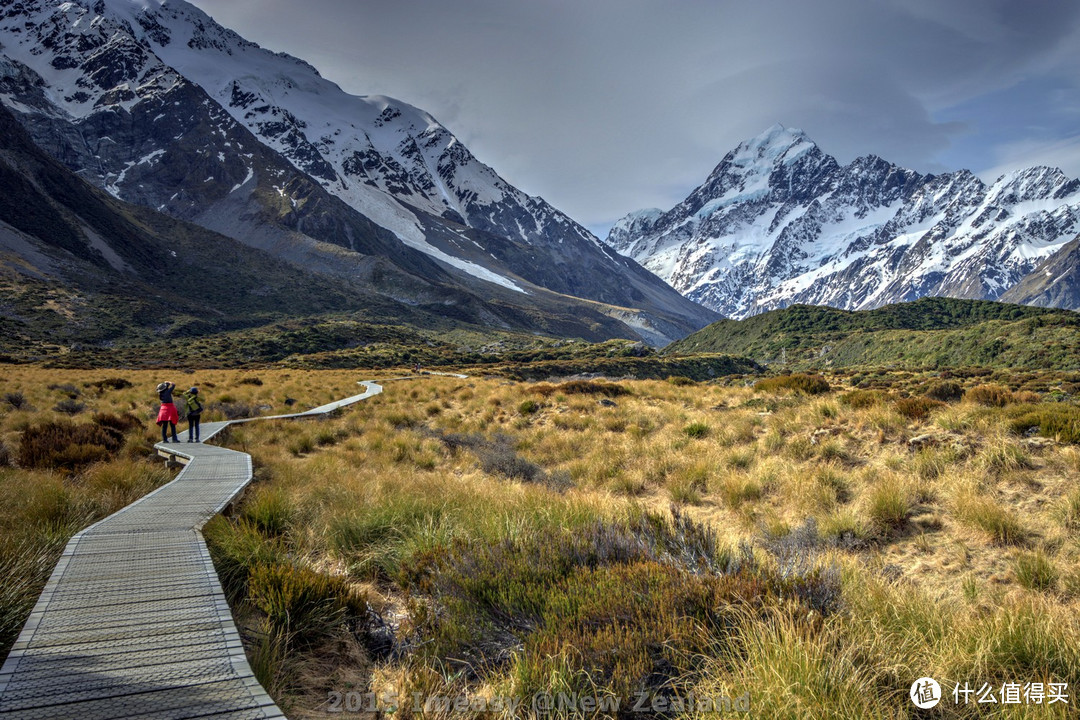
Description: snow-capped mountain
605,124,1080,318
0,0,715,343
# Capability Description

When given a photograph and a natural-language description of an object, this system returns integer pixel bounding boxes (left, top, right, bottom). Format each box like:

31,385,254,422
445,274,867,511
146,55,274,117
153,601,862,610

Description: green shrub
287,435,315,456
48,383,80,398
981,442,1035,476
0,537,64,654
894,396,945,420
406,509,776,700
682,422,710,439
1060,488,1080,530
754,374,831,395
203,517,288,602
238,377,264,386
1007,404,1080,444
314,428,339,446
518,399,540,415
667,376,695,386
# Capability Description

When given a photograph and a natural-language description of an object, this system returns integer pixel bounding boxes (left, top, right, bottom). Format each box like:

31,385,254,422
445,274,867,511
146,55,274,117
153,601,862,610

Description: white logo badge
910,677,942,709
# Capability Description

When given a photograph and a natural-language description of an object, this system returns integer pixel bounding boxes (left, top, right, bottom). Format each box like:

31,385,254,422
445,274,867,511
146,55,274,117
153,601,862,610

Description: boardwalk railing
0,381,383,719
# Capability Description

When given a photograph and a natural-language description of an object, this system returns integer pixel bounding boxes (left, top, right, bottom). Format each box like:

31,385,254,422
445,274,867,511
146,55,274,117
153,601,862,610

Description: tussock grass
5,366,1077,716
1013,549,1058,592
954,493,1027,545
865,482,912,533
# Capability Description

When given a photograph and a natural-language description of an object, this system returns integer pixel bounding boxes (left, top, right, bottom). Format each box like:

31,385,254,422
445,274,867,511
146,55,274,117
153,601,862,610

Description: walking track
0,382,384,719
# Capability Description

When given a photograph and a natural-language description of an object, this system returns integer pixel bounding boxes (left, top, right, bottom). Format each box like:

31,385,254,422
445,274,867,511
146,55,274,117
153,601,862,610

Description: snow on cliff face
96,0,599,251
0,0,592,286
0,0,718,339
605,125,1080,318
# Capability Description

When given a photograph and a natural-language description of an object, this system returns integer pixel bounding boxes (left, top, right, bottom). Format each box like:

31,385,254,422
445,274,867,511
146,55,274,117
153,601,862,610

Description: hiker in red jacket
156,381,180,443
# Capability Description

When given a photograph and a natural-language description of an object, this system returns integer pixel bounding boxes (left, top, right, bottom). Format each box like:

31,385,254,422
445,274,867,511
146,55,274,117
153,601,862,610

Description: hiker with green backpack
183,387,204,443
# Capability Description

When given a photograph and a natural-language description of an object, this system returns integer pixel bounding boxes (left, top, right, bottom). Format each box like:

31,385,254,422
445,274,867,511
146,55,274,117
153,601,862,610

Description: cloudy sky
187,0,1080,237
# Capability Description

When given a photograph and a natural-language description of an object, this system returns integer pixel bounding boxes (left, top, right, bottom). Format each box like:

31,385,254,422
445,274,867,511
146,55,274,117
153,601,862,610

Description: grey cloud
187,0,1080,230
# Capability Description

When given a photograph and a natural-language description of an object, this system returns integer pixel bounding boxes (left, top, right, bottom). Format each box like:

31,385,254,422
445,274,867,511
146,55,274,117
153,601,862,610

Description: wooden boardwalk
0,382,383,719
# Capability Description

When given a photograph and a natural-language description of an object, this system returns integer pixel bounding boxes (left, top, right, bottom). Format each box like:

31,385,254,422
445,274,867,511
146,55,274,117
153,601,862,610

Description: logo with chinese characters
911,677,942,709
953,681,1069,706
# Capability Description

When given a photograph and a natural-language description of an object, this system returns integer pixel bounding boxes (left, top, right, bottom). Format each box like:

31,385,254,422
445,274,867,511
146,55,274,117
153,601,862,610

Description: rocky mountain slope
0,100,654,361
0,0,715,344
606,124,1080,318
1000,237,1080,310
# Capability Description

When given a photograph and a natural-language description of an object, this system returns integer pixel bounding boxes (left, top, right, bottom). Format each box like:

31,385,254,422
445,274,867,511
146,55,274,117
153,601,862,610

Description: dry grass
3,364,1079,718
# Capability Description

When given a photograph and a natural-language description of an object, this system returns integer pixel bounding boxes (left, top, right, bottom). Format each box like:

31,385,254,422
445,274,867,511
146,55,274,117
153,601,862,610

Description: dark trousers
160,422,178,443
188,413,201,441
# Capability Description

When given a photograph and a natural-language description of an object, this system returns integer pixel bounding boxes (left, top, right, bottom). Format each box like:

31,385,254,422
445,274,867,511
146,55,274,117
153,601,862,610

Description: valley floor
1,366,1078,718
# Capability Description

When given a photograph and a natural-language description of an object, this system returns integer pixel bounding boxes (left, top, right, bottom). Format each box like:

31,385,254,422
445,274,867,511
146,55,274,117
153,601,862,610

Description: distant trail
0,380,390,719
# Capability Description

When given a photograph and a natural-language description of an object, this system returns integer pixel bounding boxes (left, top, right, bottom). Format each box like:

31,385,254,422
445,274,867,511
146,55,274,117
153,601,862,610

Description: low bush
923,380,964,402
965,383,1015,407
839,389,889,409
754,374,831,395
518,399,540,415
211,401,259,420
1007,404,1080,444
1060,488,1080,530
17,420,124,470
894,397,945,420
866,483,911,533
52,398,86,415
91,412,143,433
405,509,781,699
0,538,64,654
89,377,133,391
48,383,80,398
203,517,288,602
242,487,293,537
476,435,545,483
532,380,630,398
3,391,27,410
287,435,315,456
238,377,264,386
667,376,695,386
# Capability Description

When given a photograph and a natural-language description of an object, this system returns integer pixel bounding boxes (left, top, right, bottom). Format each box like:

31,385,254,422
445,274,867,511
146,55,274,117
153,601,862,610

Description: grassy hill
667,297,1080,370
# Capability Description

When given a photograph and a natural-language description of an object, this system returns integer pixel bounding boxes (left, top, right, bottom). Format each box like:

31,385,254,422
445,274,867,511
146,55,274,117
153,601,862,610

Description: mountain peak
735,124,815,162
721,124,820,177
607,127,1080,319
